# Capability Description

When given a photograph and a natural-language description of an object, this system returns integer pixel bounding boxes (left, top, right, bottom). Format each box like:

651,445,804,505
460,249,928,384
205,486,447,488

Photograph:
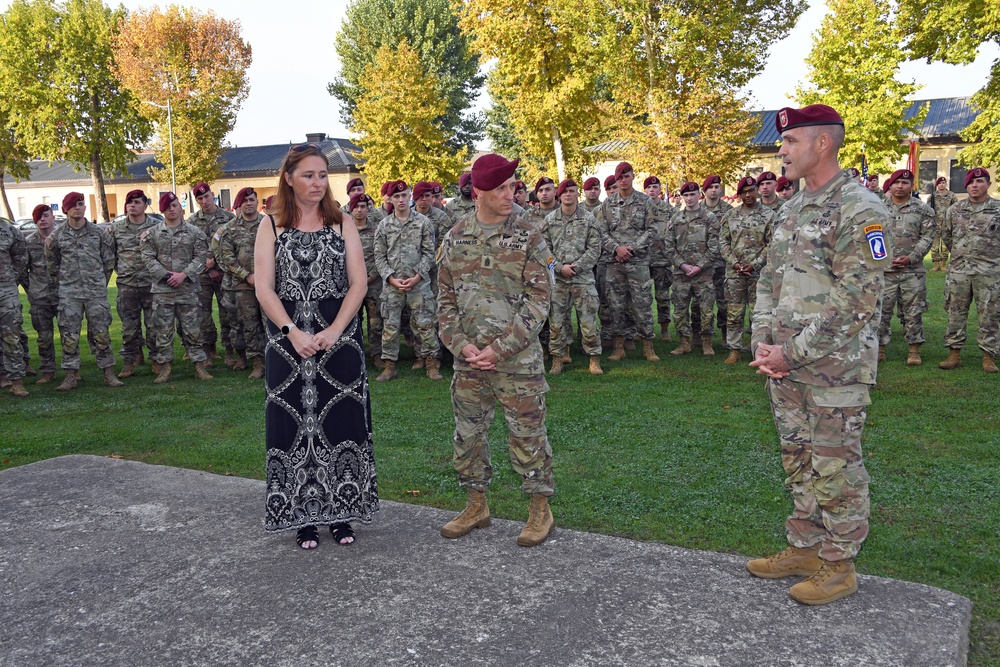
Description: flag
860,146,869,187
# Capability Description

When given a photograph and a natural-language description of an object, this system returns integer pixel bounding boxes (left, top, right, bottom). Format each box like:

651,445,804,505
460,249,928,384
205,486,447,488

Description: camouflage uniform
374,210,440,361
522,204,559,349
23,230,59,374
141,221,210,364
751,170,892,561
0,219,28,380
878,198,935,346
720,203,774,350
941,196,1000,355
354,216,383,359
929,189,957,264
437,212,554,496
542,205,602,356
108,214,160,364
422,204,454,294
48,221,117,371
665,207,721,338
648,199,676,334
215,213,265,360
599,190,661,339
444,195,476,223
702,200,733,336
187,206,235,352
760,197,785,213
209,222,242,353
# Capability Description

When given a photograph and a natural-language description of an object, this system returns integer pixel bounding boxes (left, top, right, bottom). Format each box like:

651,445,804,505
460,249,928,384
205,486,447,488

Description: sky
3,0,997,148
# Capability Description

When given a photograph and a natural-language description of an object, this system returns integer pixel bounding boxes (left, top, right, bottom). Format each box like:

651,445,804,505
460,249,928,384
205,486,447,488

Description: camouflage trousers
58,296,115,370
724,272,759,350
767,379,871,562
151,295,207,364
199,271,233,350
362,282,383,359
672,270,716,337
0,292,28,380
549,280,601,356
690,264,726,337
943,271,1000,356
606,261,654,339
650,264,672,329
116,284,158,363
28,301,58,373
451,370,553,496
930,227,949,264
228,290,265,359
878,271,928,346
596,262,635,338
380,282,439,361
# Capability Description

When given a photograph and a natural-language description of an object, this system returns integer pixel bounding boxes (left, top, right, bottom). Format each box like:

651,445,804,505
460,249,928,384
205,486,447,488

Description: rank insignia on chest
482,255,493,269
864,224,888,260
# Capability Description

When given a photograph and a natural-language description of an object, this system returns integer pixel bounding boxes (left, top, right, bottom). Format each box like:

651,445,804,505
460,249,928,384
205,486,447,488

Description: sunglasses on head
289,142,323,154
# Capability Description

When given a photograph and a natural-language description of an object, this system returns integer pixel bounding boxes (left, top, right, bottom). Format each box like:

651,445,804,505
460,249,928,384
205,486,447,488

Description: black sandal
296,525,319,549
330,522,355,545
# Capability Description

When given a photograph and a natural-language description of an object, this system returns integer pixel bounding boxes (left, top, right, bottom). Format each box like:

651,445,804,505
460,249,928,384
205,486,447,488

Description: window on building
919,160,937,192
950,160,968,194
219,189,231,211
17,197,26,218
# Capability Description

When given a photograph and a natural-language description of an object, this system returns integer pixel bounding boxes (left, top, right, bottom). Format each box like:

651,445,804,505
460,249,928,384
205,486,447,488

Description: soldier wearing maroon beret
445,172,476,222
643,175,675,342
928,176,956,270
186,181,235,363
581,177,602,215
756,171,783,212
430,182,446,211
595,174,621,345
412,181,454,293
522,176,558,228
696,174,732,348
776,176,795,200
347,190,384,369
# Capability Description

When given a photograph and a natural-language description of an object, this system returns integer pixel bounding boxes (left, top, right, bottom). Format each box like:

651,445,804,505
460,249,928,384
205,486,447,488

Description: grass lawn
2,268,998,665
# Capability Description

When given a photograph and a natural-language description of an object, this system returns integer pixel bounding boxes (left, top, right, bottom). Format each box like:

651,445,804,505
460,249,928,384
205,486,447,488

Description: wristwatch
281,322,296,336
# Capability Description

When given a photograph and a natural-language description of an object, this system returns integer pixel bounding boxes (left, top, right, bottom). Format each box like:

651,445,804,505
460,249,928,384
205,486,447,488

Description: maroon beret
679,181,700,195
643,176,661,189
604,175,617,190
614,162,633,180
348,192,368,211
159,191,178,213
534,176,554,193
192,182,211,198
935,176,946,185
965,167,990,187
583,177,600,190
736,176,757,193
380,181,394,197
233,187,255,209
513,180,527,192
346,177,364,194
264,196,274,210
757,172,777,183
32,204,51,222
775,104,844,134
848,167,860,178
883,169,913,193
125,189,146,204
471,154,519,191
458,172,473,190
431,182,443,195
412,181,433,200
555,179,577,199
701,175,721,191
388,180,409,195
776,176,792,191
62,192,85,211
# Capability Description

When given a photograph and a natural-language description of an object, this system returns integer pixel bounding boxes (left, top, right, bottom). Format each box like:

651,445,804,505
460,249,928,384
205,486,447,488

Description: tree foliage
112,5,252,187
898,0,1000,166
0,0,151,221
797,0,926,173
0,108,31,220
352,40,469,188
331,0,484,153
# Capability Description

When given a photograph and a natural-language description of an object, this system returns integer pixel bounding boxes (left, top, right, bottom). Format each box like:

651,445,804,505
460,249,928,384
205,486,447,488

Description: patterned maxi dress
264,224,379,532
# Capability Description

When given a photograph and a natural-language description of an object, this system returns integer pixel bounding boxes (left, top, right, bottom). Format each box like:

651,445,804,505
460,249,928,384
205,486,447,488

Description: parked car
15,218,37,233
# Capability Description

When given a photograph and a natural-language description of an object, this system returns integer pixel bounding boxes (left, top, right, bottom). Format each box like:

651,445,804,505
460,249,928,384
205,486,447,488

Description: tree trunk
90,150,109,223
0,170,13,220
551,125,566,182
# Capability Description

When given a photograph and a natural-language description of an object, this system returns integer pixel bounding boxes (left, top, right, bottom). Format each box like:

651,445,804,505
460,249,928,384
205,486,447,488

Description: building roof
4,136,363,186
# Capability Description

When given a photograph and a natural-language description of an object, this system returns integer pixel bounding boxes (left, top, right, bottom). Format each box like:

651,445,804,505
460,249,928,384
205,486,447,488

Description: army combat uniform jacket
542,206,601,285
885,198,934,274
48,221,115,299
665,207,721,272
215,214,262,291
0,219,26,297
108,215,159,287
720,204,774,277
374,211,435,284
942,197,1000,276
23,231,58,306
599,190,662,262
140,221,209,299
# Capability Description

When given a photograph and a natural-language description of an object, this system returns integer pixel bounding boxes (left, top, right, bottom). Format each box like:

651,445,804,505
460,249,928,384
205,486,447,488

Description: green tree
111,5,252,187
0,0,151,222
0,113,31,220
797,0,926,173
331,0,484,153
352,41,469,188
898,0,1000,166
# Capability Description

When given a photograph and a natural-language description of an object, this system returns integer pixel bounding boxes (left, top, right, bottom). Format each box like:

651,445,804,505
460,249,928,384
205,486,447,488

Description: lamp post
142,97,176,194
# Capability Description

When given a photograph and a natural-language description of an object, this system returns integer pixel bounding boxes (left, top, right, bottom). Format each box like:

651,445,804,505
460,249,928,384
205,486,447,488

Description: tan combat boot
660,329,672,342
938,348,962,370
118,362,136,379
425,356,443,381
24,364,35,377
549,356,564,375
204,344,221,361
906,344,922,367
561,351,572,364
248,357,265,379
104,367,125,387
233,351,248,371
153,363,172,384
376,360,397,382
724,349,741,365
224,346,237,369
194,361,214,381
671,336,692,355
412,357,425,370
10,379,29,397
702,338,715,356
788,559,858,605
35,372,55,385
877,345,886,362
151,361,163,376
984,353,999,373
746,544,823,579
642,338,660,361
607,336,626,361
56,370,80,392
589,355,603,375
371,355,385,370
440,489,491,538
517,494,554,547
